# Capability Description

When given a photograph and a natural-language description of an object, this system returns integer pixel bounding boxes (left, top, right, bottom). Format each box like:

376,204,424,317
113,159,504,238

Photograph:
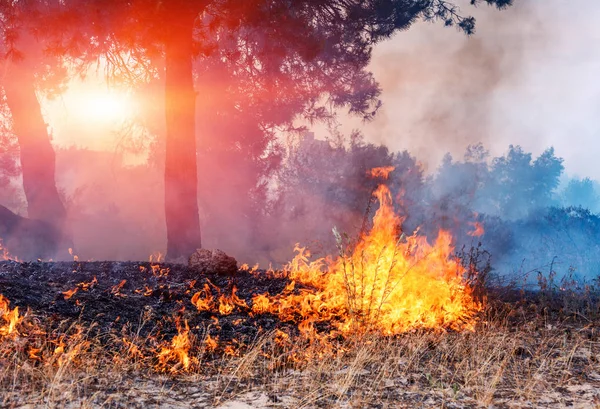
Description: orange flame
258,174,481,335
467,221,484,237
217,286,248,316
62,288,78,300
204,334,218,352
368,166,395,179
0,294,21,336
0,240,19,261
191,284,214,312
156,319,195,372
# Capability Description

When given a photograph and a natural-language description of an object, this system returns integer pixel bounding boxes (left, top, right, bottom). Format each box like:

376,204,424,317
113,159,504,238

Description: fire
258,168,481,335
0,294,21,336
368,166,395,179
468,221,485,237
218,286,248,316
156,319,196,372
191,284,214,312
0,239,19,261
62,288,78,300
68,247,79,262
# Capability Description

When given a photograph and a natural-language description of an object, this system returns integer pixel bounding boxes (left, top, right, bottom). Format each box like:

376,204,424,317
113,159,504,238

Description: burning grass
0,287,599,408
0,169,599,407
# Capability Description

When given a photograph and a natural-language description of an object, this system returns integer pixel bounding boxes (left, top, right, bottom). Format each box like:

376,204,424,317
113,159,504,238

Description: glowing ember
259,167,481,335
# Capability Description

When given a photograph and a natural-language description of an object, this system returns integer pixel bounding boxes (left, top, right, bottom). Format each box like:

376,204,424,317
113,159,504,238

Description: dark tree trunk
3,66,67,230
164,11,202,260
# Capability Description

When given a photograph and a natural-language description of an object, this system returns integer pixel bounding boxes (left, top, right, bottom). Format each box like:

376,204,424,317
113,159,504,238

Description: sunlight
45,77,140,152
72,88,133,124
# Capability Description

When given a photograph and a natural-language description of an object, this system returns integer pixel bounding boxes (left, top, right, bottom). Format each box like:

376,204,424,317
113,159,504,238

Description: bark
164,11,202,260
3,65,67,229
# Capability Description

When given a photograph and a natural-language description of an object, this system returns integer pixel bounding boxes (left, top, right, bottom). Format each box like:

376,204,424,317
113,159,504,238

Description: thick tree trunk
164,12,202,260
3,67,67,229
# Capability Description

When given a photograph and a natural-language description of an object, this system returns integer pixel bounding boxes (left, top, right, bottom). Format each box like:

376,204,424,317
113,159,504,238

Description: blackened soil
0,260,300,352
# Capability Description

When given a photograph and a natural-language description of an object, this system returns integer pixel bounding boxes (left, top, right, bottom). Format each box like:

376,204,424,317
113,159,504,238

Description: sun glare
75,90,133,124
45,78,140,152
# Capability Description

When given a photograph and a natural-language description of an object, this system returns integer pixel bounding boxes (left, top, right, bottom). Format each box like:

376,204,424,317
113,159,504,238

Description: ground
0,260,599,408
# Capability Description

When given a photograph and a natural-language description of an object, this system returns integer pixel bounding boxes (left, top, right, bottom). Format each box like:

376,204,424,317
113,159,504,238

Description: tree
48,0,511,260
560,178,599,212
0,2,68,235
0,100,22,211
487,145,563,219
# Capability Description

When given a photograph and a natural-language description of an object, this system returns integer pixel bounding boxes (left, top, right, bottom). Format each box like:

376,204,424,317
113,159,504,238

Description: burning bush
254,167,482,336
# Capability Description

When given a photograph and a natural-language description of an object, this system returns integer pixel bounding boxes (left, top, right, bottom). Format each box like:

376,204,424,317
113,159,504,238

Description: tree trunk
164,12,202,260
3,66,67,229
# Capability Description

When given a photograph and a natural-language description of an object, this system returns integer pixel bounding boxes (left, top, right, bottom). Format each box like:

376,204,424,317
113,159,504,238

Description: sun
75,89,134,124
45,78,140,151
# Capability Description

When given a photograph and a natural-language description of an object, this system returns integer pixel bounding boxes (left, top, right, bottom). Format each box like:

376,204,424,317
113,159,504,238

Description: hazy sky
48,1,600,179
347,1,600,179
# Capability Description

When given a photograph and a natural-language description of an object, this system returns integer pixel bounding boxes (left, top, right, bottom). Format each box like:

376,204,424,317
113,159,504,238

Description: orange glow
218,286,248,316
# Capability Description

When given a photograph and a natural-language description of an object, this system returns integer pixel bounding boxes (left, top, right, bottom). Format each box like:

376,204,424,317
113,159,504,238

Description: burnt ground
0,260,304,354
1,260,600,408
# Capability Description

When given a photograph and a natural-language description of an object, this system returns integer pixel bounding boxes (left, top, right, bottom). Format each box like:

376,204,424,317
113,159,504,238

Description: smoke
3,0,600,292
337,1,600,180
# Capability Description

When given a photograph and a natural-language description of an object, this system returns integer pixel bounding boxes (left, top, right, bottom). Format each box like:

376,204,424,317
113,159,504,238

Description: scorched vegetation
0,169,599,408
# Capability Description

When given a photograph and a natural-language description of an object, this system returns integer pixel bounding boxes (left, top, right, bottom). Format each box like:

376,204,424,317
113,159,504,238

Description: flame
63,277,98,300
111,279,127,297
217,286,248,316
62,288,78,300
251,293,271,314
156,319,195,372
368,166,395,179
204,334,218,352
68,248,79,262
28,347,42,361
0,239,19,261
149,252,164,263
191,284,214,312
467,221,484,237
257,170,481,335
0,294,21,336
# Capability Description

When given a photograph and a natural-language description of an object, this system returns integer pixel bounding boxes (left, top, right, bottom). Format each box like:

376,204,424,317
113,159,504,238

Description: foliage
0,93,21,211
559,177,600,212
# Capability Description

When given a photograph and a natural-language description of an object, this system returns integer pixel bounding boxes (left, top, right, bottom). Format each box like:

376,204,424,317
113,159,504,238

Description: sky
47,1,600,179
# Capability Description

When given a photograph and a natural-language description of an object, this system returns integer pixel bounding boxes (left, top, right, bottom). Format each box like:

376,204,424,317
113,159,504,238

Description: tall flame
0,294,22,337
258,168,481,335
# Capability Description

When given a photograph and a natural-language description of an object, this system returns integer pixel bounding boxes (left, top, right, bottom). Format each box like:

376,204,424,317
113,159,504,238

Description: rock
188,249,238,276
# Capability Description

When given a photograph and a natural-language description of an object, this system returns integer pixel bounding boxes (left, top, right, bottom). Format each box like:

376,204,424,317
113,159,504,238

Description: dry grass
1,294,599,409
